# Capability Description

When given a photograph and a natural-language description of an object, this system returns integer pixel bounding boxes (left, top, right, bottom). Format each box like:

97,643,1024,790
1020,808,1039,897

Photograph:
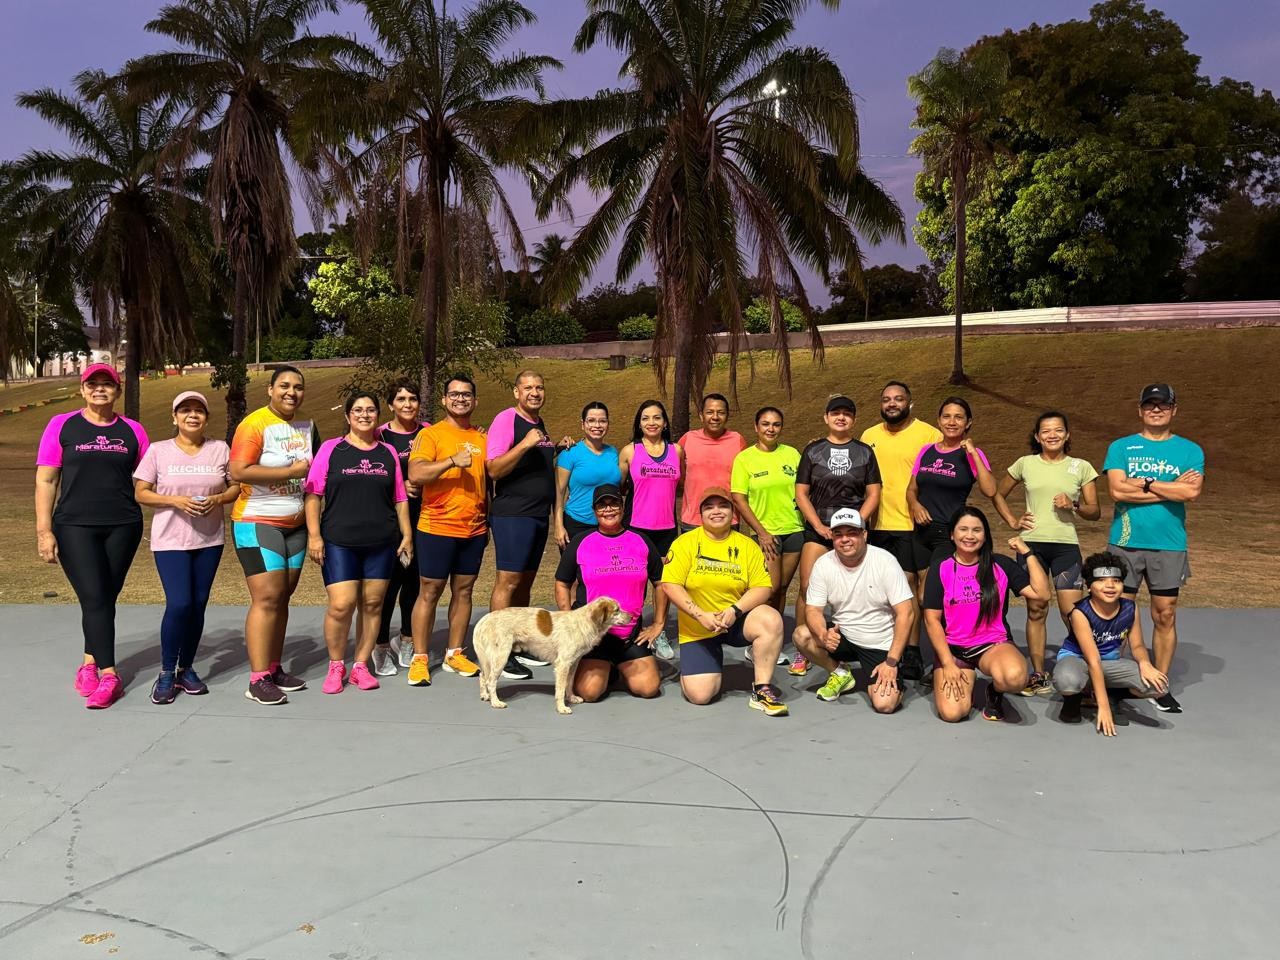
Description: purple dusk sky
2,1,1277,301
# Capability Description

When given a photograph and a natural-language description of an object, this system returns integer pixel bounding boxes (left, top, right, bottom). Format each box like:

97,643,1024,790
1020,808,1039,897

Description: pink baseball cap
172,390,210,412
80,363,120,386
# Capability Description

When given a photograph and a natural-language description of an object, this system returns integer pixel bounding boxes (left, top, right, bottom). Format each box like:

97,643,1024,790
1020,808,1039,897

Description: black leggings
376,554,420,645
54,521,143,669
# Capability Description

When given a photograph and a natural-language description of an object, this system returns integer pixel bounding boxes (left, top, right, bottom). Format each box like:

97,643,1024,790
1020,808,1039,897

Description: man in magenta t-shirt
677,393,747,530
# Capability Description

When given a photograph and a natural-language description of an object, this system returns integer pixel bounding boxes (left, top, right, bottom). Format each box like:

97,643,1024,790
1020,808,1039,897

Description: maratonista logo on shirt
921,458,957,479
947,577,983,606
827,448,852,476
639,462,678,478
342,458,390,478
75,435,129,454
602,555,643,573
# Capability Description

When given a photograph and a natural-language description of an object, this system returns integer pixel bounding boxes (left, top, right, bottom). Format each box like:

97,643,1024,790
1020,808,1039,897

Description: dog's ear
536,609,553,636
592,598,614,630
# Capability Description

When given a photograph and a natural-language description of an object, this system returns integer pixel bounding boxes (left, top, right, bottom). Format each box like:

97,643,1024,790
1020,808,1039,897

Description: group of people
35,362,1204,734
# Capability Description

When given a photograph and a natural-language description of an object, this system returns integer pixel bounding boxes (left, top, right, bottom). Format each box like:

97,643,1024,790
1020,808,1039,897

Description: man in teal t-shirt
1103,383,1204,714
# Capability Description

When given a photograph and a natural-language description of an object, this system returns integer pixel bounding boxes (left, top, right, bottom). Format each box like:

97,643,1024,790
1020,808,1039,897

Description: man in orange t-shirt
405,373,488,683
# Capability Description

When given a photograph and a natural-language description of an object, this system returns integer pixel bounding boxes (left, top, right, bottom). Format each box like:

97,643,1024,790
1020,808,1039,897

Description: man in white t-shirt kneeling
793,507,915,713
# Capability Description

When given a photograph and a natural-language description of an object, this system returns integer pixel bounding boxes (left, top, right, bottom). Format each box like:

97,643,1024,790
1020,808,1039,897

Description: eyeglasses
1141,402,1172,412
446,391,474,399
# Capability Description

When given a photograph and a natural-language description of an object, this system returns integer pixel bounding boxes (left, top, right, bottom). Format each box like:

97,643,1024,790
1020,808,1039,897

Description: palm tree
118,0,358,434
0,166,39,380
908,45,1008,385
13,73,205,416
294,0,560,411
530,232,567,279
533,0,903,436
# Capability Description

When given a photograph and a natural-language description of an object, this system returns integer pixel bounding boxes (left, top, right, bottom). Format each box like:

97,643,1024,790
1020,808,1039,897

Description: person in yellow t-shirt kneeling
660,487,789,716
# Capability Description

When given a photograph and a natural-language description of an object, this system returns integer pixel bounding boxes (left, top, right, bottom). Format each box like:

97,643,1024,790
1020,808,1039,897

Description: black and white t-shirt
796,438,881,524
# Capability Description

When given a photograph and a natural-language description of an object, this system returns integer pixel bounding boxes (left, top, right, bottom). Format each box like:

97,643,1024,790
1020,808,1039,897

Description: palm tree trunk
124,305,142,421
419,162,447,420
671,308,694,439
950,167,968,386
226,271,249,441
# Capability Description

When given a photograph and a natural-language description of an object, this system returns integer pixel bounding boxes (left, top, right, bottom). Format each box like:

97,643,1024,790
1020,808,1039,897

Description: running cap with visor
698,485,734,509
592,483,624,507
1139,383,1176,405
171,390,210,413
829,507,866,531
825,395,856,414
80,363,120,386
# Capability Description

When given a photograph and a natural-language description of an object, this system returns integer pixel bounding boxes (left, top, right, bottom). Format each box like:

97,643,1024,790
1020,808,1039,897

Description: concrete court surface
1,605,1277,960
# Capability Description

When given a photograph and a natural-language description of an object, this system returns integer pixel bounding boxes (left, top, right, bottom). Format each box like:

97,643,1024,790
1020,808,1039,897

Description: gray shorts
1052,656,1157,696
1109,545,1190,595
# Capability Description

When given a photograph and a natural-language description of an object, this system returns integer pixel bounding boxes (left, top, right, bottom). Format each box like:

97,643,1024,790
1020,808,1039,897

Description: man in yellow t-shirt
660,487,789,715
405,373,488,684
860,380,942,681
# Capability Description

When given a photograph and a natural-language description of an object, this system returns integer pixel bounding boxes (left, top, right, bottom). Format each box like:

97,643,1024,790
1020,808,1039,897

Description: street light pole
33,288,39,379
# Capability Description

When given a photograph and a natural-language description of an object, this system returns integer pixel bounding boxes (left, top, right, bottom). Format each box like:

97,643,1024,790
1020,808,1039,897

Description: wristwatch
885,656,900,668
1142,477,1154,493
730,604,743,619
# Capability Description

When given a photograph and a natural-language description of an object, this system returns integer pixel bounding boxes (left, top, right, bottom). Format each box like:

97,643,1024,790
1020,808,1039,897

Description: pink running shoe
787,653,811,677
75,663,99,697
349,662,380,691
86,673,122,709
322,660,347,694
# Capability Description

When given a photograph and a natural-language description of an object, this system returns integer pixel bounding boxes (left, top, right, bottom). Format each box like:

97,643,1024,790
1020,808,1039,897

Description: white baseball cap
829,508,866,531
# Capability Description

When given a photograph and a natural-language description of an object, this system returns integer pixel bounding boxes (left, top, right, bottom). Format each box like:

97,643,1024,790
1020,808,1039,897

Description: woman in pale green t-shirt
993,411,1101,696
731,407,804,666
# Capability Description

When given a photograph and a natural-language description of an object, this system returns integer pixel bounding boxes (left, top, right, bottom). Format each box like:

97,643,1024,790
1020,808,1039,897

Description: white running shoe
390,634,415,669
371,645,398,677
654,631,675,661
514,654,550,668
744,647,790,666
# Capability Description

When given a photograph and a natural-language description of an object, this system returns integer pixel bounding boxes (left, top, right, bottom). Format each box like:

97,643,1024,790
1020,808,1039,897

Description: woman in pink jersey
921,507,1049,723
619,400,684,660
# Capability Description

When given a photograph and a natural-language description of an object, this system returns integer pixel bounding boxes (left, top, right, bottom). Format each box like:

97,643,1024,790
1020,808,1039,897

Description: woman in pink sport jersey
619,400,685,660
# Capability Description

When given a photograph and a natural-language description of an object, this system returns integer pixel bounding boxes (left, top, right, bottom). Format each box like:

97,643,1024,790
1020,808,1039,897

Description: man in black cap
1103,383,1205,713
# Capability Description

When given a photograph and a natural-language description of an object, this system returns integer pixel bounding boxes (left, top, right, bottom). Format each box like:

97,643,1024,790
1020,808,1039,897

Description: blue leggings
154,546,223,671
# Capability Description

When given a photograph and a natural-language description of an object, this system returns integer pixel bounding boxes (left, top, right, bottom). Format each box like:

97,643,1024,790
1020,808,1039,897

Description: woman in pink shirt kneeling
134,391,239,704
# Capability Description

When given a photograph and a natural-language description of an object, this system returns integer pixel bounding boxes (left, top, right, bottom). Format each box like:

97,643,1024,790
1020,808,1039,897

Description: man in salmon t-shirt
678,393,747,532
406,373,488,686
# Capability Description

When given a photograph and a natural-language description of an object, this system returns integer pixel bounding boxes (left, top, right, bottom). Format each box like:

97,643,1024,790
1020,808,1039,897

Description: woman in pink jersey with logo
35,363,149,709
134,391,239,704
619,399,685,660
555,484,665,702
921,507,1048,723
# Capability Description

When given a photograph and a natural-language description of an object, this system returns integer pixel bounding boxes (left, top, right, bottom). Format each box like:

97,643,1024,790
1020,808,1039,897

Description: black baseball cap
826,395,856,414
592,483,623,507
1139,383,1176,405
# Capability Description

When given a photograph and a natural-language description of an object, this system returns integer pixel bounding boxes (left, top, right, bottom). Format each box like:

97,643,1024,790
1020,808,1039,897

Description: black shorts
678,617,750,677
948,641,1006,671
632,525,678,559
911,521,951,571
1019,541,1083,591
829,634,903,690
560,515,596,544
415,530,487,580
582,621,654,666
491,516,550,573
868,530,914,572
803,524,833,550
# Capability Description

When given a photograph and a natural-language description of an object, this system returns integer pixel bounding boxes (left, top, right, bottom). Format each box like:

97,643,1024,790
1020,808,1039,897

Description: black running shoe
271,665,307,692
982,685,1006,722
1059,693,1083,724
1154,692,1182,713
150,671,178,705
502,655,533,680
899,646,924,682
245,675,288,705
176,667,208,695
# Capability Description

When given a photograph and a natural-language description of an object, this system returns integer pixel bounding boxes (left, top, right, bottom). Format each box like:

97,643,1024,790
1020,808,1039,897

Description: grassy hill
1,326,1275,607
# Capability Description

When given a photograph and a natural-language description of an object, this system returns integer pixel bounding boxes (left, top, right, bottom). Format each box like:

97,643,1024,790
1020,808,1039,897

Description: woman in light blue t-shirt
554,401,621,548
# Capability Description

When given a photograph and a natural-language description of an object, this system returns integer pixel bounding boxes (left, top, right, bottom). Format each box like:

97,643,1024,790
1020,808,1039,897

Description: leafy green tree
909,46,1008,384
534,0,903,436
13,73,205,415
743,297,803,334
513,307,585,346
120,0,358,434
914,0,1280,316
1186,193,1280,300
294,0,560,407
567,282,659,335
824,263,944,324
308,244,397,325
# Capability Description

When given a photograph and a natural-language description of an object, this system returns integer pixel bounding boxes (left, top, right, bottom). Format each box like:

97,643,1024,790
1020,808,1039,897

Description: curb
0,394,72,417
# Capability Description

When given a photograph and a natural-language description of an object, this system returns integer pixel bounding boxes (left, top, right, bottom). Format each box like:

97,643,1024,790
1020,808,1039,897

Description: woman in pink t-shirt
134,391,238,704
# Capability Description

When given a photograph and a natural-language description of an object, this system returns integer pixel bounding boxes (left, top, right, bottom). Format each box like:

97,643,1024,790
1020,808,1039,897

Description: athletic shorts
491,516,550,573
947,640,1006,671
322,541,396,586
911,521,951,571
803,523,833,550
829,633,902,690
582,621,654,666
1110,545,1190,597
415,530,487,580
233,521,306,577
560,515,596,546
751,529,803,554
1052,656,1155,696
869,529,914,572
1019,541,1083,591
678,617,750,677
633,525,678,560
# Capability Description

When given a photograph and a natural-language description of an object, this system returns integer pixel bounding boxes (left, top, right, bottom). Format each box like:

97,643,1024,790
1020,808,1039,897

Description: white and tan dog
474,597,630,714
